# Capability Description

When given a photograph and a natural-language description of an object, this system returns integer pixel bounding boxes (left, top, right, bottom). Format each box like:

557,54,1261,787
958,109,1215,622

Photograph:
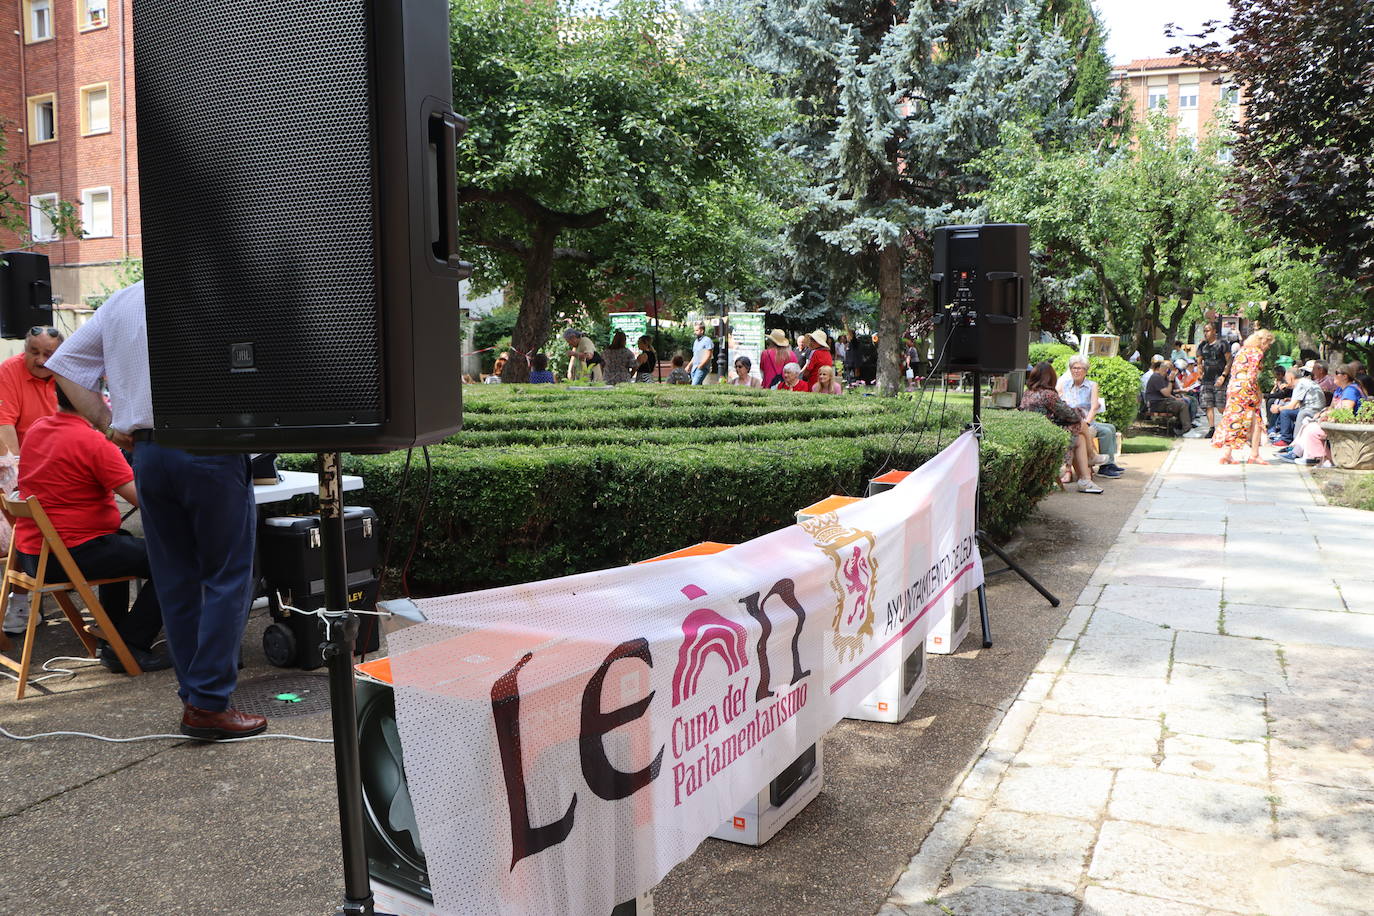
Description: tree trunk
876,240,904,397
501,220,560,383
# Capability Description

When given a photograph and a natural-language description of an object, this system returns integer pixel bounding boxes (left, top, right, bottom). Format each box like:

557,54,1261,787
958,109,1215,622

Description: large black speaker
133,0,468,452
930,224,1030,373
0,251,53,339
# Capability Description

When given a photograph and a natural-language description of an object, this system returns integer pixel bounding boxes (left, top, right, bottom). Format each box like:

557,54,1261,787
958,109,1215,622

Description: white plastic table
254,470,364,506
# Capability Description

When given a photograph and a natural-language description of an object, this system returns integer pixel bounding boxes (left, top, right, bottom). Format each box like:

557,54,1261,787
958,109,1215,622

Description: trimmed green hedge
285,386,1067,595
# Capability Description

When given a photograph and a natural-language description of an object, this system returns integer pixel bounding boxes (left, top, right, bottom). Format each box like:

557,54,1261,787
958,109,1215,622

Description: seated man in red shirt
0,324,62,455
12,384,169,672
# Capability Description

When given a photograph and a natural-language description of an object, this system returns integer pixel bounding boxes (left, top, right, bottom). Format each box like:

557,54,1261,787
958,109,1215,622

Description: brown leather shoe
180,703,268,740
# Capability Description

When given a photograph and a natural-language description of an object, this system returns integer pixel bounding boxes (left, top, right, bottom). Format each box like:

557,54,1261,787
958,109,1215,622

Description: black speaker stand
317,453,376,915
966,370,1060,649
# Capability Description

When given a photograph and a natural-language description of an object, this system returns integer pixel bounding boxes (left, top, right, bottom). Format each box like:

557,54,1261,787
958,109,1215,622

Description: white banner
389,433,984,915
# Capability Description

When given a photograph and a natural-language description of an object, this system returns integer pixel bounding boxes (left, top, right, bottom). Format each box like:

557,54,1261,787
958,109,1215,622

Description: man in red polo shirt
10,384,169,672
0,325,63,456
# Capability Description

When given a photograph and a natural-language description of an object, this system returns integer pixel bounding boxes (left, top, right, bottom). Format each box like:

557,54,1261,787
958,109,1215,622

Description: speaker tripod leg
976,583,992,649
319,453,375,916
977,530,1060,608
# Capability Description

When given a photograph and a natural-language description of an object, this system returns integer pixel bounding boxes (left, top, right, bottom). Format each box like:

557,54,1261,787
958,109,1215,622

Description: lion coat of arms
800,513,879,663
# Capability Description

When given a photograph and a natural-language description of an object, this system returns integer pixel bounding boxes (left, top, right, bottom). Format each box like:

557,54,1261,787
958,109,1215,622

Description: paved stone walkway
883,439,1374,916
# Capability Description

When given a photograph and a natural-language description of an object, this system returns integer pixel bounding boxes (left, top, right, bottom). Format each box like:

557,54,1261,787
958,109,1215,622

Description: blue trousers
133,442,255,711
1277,408,1302,441
690,367,709,385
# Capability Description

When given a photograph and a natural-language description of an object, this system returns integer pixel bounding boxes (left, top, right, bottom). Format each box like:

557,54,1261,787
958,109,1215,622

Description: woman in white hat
802,329,833,389
760,328,797,389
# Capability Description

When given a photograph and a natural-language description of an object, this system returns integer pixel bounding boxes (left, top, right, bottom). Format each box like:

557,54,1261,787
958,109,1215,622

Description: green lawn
1121,434,1175,454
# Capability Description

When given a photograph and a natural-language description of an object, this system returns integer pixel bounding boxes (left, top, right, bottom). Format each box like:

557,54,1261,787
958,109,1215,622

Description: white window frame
1147,87,1168,111
26,0,52,42
27,94,57,144
1219,82,1239,107
81,187,113,238
30,193,59,242
80,83,111,135
1178,82,1200,110
80,0,108,30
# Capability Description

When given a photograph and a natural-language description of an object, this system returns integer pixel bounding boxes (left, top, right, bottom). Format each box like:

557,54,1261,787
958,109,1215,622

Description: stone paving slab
881,439,1374,916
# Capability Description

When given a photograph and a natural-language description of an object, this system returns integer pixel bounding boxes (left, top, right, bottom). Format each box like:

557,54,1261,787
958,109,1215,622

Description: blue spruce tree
741,0,1102,394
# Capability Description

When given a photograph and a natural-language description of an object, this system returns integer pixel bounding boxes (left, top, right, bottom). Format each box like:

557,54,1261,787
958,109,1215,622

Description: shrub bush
286,387,1066,595
1028,342,1076,366
1051,354,1141,432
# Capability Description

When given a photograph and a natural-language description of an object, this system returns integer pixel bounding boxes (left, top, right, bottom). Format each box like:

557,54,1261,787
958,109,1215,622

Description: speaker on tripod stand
927,224,1058,650
930,223,1030,374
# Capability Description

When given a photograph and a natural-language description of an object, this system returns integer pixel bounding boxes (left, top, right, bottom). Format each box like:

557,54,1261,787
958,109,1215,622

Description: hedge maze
292,386,1068,595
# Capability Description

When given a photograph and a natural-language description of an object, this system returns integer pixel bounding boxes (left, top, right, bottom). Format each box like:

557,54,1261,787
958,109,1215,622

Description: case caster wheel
263,621,298,668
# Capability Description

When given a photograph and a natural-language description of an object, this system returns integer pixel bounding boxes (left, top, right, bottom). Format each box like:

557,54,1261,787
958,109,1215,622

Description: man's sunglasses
28,326,59,338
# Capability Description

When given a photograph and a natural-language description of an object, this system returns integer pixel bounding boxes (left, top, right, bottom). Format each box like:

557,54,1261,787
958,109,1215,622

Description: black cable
400,446,433,598
933,370,953,452
872,331,954,477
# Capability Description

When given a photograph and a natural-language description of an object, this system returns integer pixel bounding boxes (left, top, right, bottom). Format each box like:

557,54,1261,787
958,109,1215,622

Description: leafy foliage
286,386,1066,594
1183,0,1374,302
451,0,791,379
1028,342,1077,365
0,123,80,246
979,117,1235,356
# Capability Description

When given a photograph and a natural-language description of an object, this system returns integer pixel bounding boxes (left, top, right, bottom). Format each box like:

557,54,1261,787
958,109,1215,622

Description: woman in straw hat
802,329,833,389
760,328,797,389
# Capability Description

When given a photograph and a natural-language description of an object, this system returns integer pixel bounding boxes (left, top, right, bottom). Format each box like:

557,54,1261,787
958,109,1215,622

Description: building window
1219,82,1239,107
81,0,108,29
30,194,59,242
81,187,113,238
1178,81,1199,110
27,94,56,144
1147,87,1168,110
80,84,111,135
24,0,52,42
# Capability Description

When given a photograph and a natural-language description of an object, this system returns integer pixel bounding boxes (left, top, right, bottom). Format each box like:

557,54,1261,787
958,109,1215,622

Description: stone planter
1320,422,1374,470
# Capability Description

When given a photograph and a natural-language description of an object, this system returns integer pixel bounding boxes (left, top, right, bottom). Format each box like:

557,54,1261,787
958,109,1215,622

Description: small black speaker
133,0,469,452
0,251,54,339
931,224,1030,373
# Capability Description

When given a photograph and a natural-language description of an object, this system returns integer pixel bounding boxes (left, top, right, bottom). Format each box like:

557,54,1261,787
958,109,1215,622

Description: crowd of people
473,322,929,392
1034,324,1371,472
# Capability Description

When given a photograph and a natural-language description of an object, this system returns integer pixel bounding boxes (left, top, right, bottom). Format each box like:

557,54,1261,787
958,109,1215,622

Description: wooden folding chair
0,494,142,699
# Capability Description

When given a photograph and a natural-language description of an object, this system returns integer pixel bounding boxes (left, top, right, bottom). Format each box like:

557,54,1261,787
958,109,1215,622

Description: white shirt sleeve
45,302,107,392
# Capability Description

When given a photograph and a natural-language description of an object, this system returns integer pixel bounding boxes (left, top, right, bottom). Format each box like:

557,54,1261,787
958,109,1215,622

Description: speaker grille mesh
135,0,382,426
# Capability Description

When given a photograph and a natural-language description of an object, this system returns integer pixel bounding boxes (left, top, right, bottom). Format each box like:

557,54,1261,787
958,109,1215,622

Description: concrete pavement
883,439,1374,916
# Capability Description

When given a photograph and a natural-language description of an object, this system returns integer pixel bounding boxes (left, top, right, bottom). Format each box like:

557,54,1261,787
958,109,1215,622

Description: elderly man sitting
1058,355,1122,478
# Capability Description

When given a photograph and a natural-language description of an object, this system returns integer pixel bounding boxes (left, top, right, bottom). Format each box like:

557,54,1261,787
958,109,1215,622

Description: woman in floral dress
1215,329,1275,464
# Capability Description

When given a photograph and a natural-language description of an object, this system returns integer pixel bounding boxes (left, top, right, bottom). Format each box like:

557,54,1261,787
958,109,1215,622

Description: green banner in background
729,312,766,382
609,312,649,341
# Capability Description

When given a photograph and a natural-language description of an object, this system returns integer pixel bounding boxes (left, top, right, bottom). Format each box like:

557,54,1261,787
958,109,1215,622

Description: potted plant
1321,401,1374,470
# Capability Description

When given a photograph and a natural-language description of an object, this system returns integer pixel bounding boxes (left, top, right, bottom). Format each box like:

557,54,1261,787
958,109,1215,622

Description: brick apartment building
1,0,138,315
1112,56,1244,147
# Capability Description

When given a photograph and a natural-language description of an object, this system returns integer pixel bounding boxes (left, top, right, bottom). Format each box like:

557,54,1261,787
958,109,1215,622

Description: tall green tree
978,115,1232,356
450,0,788,380
742,0,1096,394
1185,0,1374,303
1041,0,1115,120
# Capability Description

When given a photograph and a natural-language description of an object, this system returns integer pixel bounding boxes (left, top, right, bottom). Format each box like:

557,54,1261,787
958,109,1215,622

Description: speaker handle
986,271,1024,319
429,111,472,277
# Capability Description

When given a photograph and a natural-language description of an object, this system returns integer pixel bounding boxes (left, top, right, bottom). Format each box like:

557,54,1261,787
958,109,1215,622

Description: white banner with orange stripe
387,432,983,915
